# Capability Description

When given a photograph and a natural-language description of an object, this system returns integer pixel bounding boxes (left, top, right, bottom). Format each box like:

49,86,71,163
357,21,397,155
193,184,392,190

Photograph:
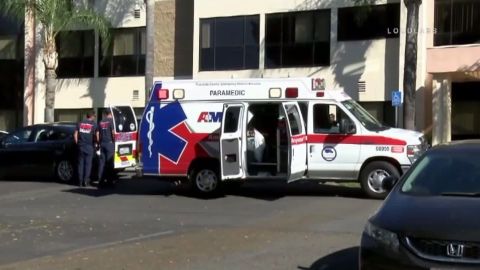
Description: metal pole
395,106,398,128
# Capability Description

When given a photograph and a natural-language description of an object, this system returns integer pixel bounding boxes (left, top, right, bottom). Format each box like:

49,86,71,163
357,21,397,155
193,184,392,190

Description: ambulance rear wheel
360,161,400,199
191,166,220,195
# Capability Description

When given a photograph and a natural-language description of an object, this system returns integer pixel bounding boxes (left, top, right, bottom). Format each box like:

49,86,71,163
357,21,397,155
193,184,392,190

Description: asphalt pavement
0,174,380,270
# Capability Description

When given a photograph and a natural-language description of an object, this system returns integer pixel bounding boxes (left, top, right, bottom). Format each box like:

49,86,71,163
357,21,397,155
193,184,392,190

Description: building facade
190,0,405,126
4,0,479,144
425,0,480,144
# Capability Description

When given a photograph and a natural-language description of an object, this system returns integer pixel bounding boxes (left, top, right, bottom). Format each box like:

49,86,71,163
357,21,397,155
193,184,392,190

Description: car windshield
401,151,480,196
341,100,388,131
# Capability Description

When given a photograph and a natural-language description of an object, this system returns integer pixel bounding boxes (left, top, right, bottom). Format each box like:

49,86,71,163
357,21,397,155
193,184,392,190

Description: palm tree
145,0,155,105
402,0,422,130
0,0,111,123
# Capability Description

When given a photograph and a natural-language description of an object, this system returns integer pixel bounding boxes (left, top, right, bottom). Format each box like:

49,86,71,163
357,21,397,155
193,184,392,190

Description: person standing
97,110,116,187
74,111,99,187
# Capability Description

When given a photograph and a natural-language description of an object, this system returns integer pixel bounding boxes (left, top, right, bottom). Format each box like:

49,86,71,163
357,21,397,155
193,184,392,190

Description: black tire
360,161,400,199
190,164,221,196
55,159,75,183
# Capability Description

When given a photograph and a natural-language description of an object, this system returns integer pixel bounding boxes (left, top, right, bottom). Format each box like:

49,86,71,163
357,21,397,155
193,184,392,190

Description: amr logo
197,112,223,123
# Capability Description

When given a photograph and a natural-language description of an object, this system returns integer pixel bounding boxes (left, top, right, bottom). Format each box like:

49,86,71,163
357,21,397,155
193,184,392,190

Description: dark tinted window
338,4,400,41
223,107,241,133
401,151,480,195
56,30,94,78
111,106,137,132
434,0,480,46
100,27,146,77
49,127,73,141
265,9,330,68
4,127,34,144
200,15,259,71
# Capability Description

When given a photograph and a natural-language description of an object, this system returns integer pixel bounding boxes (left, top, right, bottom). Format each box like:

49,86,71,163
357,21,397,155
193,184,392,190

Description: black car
360,141,480,269
0,123,78,182
0,130,8,140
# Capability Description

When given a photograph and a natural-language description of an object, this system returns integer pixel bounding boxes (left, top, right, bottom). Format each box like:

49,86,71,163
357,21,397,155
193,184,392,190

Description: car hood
372,192,480,242
377,128,423,145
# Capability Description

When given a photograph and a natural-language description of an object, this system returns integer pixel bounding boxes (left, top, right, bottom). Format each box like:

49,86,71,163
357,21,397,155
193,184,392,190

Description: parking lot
0,173,381,270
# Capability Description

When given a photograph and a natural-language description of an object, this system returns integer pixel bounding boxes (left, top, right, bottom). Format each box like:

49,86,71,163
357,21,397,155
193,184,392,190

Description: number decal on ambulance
376,146,390,152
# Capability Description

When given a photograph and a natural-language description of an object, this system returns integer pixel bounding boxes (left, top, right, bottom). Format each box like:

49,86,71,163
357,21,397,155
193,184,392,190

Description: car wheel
56,159,75,183
190,165,221,196
360,161,400,199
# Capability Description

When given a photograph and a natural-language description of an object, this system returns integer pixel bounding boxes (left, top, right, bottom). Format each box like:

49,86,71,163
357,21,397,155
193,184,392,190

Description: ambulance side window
285,104,303,135
313,104,353,134
223,107,241,133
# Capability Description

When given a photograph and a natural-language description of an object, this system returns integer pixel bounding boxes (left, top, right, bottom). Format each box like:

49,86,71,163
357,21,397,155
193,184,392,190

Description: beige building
423,0,480,144
22,0,191,124
191,0,405,126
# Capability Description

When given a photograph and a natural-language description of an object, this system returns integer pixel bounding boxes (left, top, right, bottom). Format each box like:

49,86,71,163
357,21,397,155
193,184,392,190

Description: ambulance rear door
220,103,247,180
110,105,138,169
282,102,307,182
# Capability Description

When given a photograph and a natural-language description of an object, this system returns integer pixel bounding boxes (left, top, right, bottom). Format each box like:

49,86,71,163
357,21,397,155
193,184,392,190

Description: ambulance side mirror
340,119,356,134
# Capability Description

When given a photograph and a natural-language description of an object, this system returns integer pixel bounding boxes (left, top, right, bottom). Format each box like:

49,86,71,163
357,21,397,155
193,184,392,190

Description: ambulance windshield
341,100,388,131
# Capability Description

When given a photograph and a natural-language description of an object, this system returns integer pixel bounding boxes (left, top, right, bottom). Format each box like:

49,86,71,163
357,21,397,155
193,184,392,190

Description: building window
100,27,146,77
434,0,480,46
56,30,94,78
265,9,330,68
338,4,400,41
200,15,259,71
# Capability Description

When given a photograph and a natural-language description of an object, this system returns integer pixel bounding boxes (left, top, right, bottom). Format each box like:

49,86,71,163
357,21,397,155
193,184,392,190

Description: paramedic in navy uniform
97,110,116,186
74,111,99,187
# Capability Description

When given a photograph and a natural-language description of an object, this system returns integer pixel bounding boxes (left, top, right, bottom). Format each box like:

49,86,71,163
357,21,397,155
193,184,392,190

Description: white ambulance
137,78,428,199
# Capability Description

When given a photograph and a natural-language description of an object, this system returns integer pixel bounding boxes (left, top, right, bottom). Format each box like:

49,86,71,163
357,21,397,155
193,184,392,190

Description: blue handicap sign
392,91,402,107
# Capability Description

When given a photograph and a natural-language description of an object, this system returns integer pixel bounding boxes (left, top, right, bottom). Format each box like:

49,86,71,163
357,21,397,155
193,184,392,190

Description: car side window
313,104,353,134
4,128,33,145
34,127,51,142
48,129,70,141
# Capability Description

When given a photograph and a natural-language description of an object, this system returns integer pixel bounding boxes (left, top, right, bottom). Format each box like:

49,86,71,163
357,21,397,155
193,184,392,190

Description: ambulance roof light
285,87,298,98
269,88,281,98
173,89,185,100
316,91,325,97
157,89,169,100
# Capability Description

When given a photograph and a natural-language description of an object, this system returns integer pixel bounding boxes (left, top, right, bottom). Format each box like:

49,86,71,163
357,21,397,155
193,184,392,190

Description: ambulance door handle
310,145,315,153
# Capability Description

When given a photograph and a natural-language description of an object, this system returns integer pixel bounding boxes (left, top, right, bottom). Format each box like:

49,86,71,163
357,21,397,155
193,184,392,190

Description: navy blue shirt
99,118,115,144
76,119,98,148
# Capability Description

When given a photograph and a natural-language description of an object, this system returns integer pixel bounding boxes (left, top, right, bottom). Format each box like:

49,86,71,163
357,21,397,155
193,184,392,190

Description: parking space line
65,230,175,254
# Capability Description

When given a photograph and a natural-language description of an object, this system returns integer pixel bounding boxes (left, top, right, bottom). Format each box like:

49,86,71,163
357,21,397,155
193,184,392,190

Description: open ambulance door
282,102,307,182
110,105,138,169
220,103,247,180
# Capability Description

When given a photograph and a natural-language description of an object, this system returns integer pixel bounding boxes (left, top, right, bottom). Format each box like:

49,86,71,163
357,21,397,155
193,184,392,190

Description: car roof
430,140,480,153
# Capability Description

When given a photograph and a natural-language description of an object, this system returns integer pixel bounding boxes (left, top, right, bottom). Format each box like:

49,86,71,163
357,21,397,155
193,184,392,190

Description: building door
451,82,480,140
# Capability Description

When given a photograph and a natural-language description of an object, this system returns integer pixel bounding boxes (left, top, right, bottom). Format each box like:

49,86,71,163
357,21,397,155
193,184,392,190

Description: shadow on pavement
63,173,366,200
298,246,359,270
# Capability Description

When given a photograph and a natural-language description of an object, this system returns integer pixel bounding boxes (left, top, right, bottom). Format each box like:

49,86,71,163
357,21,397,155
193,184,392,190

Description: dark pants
78,145,94,186
98,143,115,184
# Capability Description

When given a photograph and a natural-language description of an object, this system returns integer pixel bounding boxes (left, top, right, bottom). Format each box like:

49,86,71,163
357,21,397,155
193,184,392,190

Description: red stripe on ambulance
307,134,406,146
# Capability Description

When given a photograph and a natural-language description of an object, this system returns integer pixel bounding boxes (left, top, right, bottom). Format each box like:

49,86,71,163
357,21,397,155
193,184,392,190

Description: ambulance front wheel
360,161,400,199
190,165,221,195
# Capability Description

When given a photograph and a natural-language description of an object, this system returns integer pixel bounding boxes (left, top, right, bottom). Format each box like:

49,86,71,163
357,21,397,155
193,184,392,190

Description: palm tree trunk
23,3,35,126
145,0,155,104
402,0,422,130
43,38,58,123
